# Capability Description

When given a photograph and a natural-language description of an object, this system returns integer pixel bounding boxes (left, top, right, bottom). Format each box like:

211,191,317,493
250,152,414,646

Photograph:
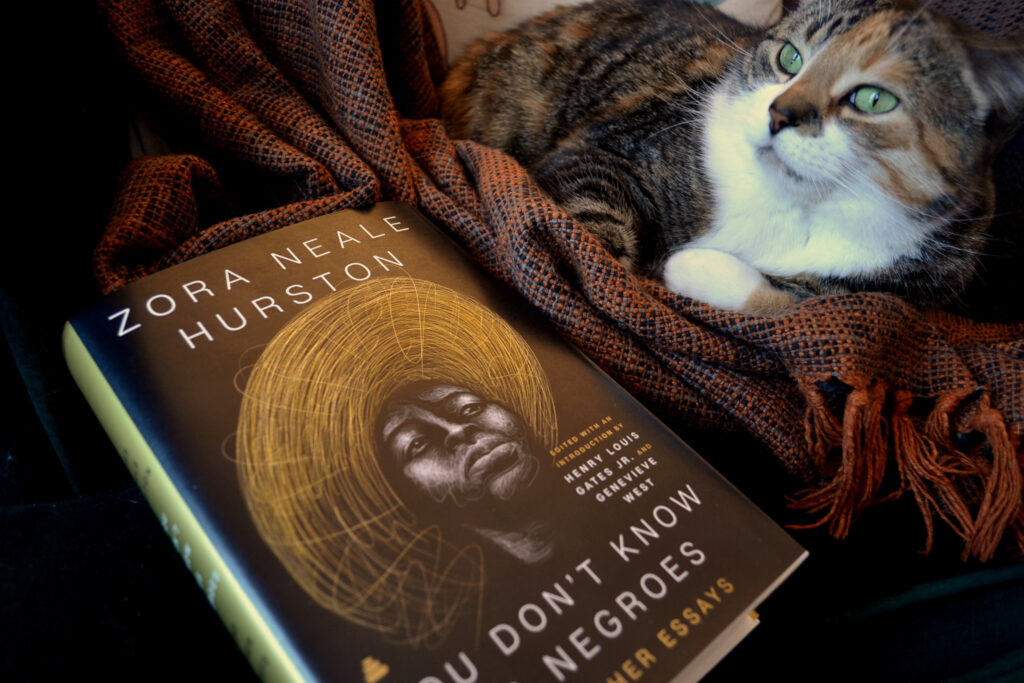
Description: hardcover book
64,203,806,682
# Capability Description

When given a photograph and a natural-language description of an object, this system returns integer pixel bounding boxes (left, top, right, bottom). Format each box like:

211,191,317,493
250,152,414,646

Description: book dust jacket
64,203,806,682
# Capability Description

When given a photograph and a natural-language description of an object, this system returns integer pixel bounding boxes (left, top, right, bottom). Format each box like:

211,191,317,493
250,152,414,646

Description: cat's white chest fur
664,83,926,311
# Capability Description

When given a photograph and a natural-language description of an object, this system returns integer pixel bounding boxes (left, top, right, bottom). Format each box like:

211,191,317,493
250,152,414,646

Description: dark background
3,1,1022,681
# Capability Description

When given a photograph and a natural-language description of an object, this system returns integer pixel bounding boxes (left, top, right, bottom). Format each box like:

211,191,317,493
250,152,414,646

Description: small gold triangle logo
362,656,390,683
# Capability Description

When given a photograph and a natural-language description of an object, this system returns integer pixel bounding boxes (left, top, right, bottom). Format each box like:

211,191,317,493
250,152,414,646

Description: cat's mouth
756,146,806,182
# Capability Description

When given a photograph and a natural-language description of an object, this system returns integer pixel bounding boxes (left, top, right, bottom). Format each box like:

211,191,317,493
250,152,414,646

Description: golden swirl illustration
236,277,556,648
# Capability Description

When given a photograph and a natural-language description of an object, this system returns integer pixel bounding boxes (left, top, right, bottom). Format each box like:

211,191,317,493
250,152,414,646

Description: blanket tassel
791,380,1023,561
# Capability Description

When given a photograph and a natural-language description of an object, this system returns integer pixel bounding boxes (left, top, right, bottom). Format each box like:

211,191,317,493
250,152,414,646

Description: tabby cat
440,0,1024,314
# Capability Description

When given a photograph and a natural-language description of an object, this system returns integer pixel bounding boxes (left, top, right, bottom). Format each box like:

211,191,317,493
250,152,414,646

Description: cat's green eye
850,86,899,114
778,42,802,75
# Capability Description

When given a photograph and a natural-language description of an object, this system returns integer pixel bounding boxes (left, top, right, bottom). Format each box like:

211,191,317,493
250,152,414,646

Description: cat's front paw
663,248,795,315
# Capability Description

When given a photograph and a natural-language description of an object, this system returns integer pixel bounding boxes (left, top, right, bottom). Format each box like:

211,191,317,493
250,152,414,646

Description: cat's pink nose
768,97,822,137
769,104,792,135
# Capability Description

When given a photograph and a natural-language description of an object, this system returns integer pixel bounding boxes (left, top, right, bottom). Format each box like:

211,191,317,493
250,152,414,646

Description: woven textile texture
95,0,1023,560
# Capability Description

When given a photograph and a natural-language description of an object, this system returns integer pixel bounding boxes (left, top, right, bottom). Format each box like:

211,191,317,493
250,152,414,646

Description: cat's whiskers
642,117,704,143
906,206,1010,264
923,239,987,259
832,153,880,188
819,162,866,203
643,92,717,143
692,6,754,58
827,158,991,262
905,202,999,226
769,136,862,199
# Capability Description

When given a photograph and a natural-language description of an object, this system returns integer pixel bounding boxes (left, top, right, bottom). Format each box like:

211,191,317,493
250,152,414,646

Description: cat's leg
533,148,645,268
664,248,795,315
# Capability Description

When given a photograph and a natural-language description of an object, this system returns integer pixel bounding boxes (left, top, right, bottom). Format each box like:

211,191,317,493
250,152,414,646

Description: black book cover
64,202,805,682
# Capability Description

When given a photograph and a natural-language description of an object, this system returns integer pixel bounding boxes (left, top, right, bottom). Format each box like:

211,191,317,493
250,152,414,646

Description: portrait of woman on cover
235,278,560,648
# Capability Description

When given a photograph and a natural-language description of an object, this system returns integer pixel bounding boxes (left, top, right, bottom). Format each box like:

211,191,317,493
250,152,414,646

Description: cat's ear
957,28,1024,134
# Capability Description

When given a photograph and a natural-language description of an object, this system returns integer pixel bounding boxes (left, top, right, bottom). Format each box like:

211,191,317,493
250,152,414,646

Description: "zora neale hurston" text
104,214,411,349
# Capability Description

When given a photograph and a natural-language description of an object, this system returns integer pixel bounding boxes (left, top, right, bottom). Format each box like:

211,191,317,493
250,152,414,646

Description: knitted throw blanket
95,0,1023,561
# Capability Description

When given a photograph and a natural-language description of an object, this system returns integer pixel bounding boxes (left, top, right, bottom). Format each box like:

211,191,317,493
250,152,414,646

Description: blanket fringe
965,396,1023,561
791,379,1023,561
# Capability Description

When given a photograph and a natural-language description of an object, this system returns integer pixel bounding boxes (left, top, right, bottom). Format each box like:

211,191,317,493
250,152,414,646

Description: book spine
62,323,306,683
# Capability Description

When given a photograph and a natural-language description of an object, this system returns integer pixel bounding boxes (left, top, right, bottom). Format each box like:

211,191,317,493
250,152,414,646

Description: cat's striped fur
441,0,1024,313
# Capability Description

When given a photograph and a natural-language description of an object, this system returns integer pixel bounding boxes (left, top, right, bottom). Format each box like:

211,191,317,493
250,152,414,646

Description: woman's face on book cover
378,382,539,508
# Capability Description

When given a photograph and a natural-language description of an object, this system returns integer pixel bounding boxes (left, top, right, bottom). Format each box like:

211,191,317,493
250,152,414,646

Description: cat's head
722,0,1024,216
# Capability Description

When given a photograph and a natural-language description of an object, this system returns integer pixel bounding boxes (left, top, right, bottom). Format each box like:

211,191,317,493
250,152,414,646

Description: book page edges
61,322,307,683
671,548,808,682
